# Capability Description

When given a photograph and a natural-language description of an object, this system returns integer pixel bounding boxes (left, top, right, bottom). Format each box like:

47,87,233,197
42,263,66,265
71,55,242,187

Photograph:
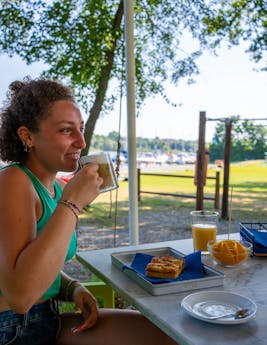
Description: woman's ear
17,126,33,149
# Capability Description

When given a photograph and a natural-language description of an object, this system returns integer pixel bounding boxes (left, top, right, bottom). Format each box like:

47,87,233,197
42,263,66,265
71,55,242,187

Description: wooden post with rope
221,118,232,219
214,171,220,209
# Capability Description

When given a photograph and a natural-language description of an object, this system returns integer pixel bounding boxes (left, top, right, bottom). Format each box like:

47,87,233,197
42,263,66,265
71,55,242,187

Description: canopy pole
124,0,139,244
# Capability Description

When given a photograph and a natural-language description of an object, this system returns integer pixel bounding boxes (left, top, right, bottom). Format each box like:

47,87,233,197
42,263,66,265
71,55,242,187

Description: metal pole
124,0,139,244
196,111,206,210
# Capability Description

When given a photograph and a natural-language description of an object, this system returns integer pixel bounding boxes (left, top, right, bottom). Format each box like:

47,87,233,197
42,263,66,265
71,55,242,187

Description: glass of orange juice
190,210,218,252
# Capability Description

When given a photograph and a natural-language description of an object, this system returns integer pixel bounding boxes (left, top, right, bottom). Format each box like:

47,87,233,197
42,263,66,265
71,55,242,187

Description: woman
0,77,178,345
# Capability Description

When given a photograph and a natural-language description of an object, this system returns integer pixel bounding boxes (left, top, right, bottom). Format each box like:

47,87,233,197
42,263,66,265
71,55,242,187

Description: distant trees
91,121,267,163
91,131,127,152
209,117,267,162
91,132,197,154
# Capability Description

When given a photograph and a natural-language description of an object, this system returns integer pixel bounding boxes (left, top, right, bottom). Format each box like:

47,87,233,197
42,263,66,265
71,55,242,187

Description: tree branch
82,0,124,155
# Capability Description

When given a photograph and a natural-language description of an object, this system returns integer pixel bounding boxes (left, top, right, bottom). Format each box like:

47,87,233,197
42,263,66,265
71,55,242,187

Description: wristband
60,199,81,214
58,200,79,223
65,280,80,301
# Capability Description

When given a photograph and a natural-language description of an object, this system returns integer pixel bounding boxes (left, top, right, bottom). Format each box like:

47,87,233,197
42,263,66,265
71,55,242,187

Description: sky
0,44,266,142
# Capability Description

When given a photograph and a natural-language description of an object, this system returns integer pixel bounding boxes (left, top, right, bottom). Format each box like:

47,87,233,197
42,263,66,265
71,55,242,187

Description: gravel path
64,207,242,282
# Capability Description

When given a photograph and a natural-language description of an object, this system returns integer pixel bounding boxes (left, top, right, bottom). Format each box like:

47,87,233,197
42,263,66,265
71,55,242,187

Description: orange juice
192,223,217,251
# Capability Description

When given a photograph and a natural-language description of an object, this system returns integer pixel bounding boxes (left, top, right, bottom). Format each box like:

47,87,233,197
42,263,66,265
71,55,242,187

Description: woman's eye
60,128,72,133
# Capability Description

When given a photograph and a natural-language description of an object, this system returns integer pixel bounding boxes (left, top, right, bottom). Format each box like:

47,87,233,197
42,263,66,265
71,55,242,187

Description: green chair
82,281,115,308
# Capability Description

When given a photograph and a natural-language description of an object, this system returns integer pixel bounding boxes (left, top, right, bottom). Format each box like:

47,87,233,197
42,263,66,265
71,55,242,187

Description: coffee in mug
79,152,119,193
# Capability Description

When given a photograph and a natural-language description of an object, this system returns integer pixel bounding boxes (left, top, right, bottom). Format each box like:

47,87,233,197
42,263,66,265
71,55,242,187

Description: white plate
181,291,257,324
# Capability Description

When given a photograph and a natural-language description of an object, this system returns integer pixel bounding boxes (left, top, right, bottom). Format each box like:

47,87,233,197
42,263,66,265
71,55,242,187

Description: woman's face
29,100,86,173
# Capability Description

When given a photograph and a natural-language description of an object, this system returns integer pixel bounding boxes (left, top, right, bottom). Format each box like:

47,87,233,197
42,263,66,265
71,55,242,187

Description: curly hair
0,77,76,164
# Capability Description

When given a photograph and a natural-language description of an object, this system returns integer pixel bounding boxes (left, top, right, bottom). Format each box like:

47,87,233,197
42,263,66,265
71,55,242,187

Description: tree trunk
82,0,124,155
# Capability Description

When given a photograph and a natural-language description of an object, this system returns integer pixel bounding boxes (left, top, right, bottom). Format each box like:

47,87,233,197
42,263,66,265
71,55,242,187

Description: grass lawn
79,160,267,227
75,160,267,309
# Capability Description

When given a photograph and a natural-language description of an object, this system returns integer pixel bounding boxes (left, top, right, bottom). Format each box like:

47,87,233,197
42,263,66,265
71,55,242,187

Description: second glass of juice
190,210,218,252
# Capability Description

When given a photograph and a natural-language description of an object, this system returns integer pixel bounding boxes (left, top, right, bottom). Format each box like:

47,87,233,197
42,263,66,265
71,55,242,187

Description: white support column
124,0,139,244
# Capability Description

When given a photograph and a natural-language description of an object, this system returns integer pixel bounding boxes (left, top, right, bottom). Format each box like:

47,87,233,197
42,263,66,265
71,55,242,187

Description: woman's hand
61,163,103,210
71,284,99,333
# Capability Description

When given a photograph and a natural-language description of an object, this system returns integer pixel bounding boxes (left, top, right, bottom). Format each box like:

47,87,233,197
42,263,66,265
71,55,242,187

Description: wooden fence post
214,171,220,209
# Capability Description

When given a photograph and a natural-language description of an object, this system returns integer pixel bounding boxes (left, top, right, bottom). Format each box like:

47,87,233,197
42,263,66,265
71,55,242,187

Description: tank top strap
11,164,62,202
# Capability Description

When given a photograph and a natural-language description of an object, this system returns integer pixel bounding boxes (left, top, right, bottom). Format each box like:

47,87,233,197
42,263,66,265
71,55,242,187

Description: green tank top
0,164,77,300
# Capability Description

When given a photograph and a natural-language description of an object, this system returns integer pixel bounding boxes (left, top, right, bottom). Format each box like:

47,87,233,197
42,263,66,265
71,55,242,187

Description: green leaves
1,0,265,153
202,0,267,70
0,0,207,109
210,116,267,161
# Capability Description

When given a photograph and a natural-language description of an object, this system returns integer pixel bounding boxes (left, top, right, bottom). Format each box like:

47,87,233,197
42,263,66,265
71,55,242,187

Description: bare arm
58,271,99,331
0,164,102,313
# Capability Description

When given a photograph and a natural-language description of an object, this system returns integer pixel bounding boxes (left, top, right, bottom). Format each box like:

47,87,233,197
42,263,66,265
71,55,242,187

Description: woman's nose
75,130,86,149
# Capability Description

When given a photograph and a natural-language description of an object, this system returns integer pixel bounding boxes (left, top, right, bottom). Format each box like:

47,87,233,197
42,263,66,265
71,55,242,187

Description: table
77,234,267,345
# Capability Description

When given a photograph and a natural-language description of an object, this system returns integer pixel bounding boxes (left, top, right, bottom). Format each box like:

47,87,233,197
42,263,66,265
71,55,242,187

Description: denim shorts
0,299,60,345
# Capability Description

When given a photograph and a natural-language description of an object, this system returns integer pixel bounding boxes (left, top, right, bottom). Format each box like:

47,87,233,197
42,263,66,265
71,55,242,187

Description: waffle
146,255,185,279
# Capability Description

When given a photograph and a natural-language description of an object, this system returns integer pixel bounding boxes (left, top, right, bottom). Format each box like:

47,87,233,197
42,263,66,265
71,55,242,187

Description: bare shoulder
0,166,38,272
0,166,38,216
0,165,35,197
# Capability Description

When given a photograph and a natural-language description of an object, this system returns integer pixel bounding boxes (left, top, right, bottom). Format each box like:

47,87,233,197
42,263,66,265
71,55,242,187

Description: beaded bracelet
58,200,79,223
61,199,81,214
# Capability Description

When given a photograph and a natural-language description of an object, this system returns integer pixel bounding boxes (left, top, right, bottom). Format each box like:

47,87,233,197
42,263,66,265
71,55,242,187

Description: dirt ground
63,206,242,282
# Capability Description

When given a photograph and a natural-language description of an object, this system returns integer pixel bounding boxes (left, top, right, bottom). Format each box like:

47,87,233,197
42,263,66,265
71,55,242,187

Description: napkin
122,251,204,284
